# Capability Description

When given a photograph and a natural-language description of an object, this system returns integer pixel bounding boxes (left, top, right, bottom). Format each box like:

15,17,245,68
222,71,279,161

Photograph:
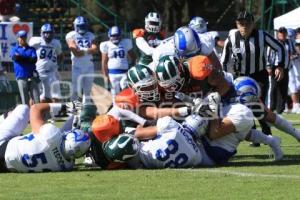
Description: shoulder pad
132,29,145,39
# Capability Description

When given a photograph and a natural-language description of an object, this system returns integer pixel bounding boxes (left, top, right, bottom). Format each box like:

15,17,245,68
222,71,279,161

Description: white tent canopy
273,7,300,30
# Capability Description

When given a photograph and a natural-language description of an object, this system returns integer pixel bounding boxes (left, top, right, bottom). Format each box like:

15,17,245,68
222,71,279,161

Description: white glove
192,92,220,119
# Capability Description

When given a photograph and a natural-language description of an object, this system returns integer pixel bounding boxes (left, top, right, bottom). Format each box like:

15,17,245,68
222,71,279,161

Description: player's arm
86,40,98,54
127,49,136,66
66,38,85,57
207,51,222,69
101,52,109,78
138,106,190,120
30,102,77,134
30,103,50,134
134,125,157,140
207,117,236,140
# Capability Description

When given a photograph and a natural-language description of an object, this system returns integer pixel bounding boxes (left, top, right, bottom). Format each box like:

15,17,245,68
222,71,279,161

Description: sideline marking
174,168,300,179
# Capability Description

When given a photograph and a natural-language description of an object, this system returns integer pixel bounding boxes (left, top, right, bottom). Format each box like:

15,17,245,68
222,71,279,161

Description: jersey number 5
21,153,48,168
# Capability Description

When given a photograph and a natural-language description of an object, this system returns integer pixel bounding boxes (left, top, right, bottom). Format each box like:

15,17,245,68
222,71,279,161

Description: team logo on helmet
127,64,160,102
234,76,261,104
145,12,162,33
73,16,88,35
41,23,54,43
156,55,185,92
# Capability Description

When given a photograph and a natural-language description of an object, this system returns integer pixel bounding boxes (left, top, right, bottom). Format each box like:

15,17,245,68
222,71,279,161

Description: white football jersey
65,31,95,67
4,124,73,172
99,39,132,70
204,103,254,153
138,116,202,168
152,33,215,65
29,37,62,77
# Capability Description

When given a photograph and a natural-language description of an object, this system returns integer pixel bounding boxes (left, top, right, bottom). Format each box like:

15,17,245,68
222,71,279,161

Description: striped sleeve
220,37,232,71
264,31,285,68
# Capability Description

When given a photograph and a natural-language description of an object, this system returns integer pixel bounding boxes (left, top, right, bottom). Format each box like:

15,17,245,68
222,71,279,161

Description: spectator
0,0,20,22
10,30,40,105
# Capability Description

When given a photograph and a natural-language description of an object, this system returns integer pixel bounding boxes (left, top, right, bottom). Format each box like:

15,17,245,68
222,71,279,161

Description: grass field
1,114,300,200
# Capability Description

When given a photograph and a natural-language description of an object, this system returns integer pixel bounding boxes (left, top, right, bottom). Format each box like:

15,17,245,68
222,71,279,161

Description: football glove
192,92,220,119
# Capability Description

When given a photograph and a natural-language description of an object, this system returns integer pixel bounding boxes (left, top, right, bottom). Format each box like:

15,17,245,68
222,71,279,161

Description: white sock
274,114,300,140
249,129,273,145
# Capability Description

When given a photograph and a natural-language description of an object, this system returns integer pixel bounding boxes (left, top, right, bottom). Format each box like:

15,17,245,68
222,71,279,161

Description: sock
274,114,300,140
248,129,272,145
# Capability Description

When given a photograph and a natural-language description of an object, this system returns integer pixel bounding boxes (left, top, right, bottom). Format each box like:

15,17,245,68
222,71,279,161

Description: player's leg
246,129,283,161
17,79,30,105
29,79,40,104
81,66,94,104
49,72,61,102
109,74,122,103
265,108,300,141
0,105,29,144
71,65,81,101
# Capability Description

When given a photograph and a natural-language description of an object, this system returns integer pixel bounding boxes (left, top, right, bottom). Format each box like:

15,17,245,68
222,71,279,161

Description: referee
221,11,285,144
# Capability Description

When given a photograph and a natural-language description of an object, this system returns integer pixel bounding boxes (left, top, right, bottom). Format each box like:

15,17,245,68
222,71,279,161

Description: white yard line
174,168,300,179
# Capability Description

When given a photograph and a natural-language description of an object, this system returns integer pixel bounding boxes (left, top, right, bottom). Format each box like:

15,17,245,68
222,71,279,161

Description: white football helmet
145,12,162,33
174,26,202,59
188,16,208,33
73,16,88,35
234,76,261,104
62,129,91,160
108,26,122,44
182,114,208,139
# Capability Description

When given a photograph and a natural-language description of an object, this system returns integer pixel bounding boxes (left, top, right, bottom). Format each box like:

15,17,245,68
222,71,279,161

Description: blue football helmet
174,26,202,59
73,16,88,35
108,26,122,44
287,28,296,39
188,16,208,34
234,76,261,104
41,23,54,43
61,129,91,160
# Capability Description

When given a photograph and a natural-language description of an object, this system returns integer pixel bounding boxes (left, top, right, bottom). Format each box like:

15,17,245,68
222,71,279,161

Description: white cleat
269,136,284,161
83,155,96,167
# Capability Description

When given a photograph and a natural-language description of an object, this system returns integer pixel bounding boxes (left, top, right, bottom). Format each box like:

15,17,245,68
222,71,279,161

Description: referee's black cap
236,11,254,22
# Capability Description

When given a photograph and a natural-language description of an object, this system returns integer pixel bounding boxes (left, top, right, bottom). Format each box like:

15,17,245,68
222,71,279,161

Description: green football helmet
127,64,160,102
102,133,139,163
155,55,186,92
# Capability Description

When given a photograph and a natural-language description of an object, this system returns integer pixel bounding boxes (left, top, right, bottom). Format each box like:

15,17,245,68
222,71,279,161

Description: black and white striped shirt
221,29,285,75
267,38,293,69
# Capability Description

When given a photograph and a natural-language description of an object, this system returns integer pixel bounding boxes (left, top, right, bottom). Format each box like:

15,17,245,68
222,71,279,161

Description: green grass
1,114,300,199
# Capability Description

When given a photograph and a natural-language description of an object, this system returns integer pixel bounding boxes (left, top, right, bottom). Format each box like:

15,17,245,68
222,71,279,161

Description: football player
103,114,211,168
100,26,135,101
126,64,192,119
29,23,63,102
155,55,284,161
188,16,224,57
0,102,90,172
234,76,300,143
132,12,165,66
150,26,221,71
66,16,98,104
